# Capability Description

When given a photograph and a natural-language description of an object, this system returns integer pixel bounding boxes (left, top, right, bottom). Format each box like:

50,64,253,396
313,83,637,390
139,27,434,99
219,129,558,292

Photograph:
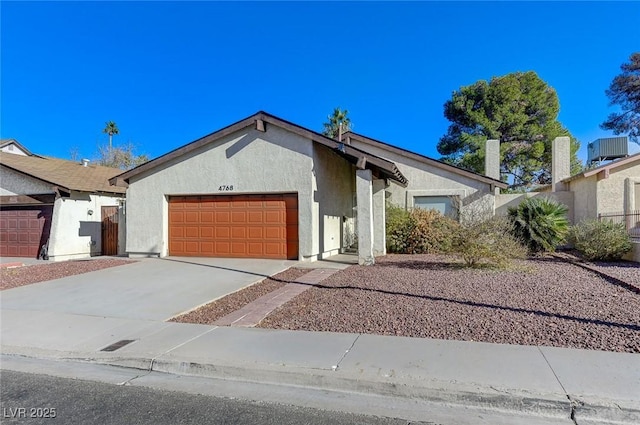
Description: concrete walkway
1,314,638,424
214,269,339,327
1,253,638,424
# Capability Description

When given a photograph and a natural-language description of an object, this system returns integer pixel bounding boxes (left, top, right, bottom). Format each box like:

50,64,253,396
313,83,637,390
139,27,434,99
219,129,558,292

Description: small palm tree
102,121,119,150
508,197,569,253
322,107,351,139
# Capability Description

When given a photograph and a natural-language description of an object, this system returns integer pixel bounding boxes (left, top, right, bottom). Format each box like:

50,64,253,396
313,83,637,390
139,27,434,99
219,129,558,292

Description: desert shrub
406,208,459,254
454,216,528,267
385,204,459,254
386,204,413,253
569,219,632,261
508,197,569,253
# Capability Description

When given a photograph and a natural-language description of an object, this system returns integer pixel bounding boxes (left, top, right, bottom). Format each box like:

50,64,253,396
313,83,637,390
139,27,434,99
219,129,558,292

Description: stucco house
111,111,506,265
560,152,640,224
0,149,126,260
1,138,32,156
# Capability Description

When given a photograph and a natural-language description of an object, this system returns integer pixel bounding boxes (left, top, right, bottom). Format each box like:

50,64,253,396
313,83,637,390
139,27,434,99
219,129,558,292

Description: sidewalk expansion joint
537,346,577,424
333,333,361,371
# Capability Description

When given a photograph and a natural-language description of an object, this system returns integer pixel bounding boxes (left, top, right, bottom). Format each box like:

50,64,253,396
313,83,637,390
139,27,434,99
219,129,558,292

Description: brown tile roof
0,152,126,194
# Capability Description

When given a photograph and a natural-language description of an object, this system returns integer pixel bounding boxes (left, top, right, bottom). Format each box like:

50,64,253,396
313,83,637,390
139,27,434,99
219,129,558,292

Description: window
413,196,457,218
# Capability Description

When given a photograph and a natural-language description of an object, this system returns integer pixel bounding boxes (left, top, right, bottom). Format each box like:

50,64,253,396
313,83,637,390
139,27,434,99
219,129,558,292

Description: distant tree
437,71,581,191
601,52,640,144
102,121,120,150
322,107,351,139
97,141,148,170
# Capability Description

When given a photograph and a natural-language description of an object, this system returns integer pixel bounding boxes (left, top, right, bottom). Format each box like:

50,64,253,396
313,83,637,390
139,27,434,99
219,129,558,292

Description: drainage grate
100,339,136,352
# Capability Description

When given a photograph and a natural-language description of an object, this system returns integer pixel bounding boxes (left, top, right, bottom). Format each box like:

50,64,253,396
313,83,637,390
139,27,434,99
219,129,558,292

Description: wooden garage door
169,194,298,259
0,206,53,258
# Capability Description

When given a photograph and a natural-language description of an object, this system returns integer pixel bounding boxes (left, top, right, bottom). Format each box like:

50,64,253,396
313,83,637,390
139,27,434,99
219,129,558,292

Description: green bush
454,216,528,267
569,219,632,261
508,197,569,253
385,204,459,254
386,204,413,253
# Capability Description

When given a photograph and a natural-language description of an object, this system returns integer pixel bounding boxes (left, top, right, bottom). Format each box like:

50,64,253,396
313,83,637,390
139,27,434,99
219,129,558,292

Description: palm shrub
569,219,632,261
508,197,569,253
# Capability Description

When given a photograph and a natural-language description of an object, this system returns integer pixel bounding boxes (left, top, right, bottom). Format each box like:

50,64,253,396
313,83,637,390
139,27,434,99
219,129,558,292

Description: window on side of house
413,196,457,219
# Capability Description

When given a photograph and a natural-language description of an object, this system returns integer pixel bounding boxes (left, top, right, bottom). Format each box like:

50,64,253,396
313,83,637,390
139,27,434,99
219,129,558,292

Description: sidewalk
1,308,638,425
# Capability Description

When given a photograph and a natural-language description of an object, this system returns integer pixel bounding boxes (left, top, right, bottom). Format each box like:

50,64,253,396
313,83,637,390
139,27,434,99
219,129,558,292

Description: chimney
81,158,90,167
552,136,570,192
485,139,500,180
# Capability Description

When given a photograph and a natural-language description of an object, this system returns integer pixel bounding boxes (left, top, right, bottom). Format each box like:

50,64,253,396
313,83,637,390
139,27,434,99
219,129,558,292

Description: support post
356,169,375,265
372,179,386,256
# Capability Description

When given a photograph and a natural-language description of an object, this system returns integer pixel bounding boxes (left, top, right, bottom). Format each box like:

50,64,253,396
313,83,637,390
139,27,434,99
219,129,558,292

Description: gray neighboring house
111,111,506,265
0,149,126,260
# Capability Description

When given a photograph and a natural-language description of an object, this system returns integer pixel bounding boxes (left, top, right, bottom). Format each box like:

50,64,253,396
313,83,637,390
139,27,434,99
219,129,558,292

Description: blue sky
2,1,639,164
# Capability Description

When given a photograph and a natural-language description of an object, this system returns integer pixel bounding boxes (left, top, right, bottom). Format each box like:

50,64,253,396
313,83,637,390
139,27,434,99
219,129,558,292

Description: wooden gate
101,206,119,256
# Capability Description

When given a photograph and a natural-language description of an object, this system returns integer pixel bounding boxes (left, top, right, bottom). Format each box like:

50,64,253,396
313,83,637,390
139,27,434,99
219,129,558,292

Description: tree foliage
437,71,581,190
601,52,640,144
97,142,149,170
322,107,351,139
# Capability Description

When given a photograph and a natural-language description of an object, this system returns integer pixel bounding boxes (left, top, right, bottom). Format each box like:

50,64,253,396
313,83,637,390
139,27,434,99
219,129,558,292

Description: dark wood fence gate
101,206,118,256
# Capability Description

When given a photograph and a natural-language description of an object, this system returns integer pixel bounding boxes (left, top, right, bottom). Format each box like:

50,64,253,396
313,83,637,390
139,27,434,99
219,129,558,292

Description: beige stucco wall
594,161,640,215
348,140,495,219
495,192,575,223
125,125,354,261
47,192,123,261
0,167,54,195
567,176,597,223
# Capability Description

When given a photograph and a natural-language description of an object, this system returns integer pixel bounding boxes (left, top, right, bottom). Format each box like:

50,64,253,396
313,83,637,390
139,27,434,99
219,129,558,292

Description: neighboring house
494,138,640,262
561,152,640,224
0,139,32,156
110,111,506,265
0,149,126,260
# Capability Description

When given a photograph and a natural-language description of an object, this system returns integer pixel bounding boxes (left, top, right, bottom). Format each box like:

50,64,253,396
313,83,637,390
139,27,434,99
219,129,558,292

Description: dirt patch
171,268,310,325
258,254,640,353
0,259,136,291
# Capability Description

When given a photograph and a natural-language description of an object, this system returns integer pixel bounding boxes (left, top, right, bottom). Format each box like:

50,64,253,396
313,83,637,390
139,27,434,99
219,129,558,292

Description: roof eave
343,131,508,189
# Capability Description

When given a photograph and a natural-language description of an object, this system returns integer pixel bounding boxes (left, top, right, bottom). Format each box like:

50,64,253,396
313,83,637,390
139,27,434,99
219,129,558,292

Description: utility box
587,137,628,164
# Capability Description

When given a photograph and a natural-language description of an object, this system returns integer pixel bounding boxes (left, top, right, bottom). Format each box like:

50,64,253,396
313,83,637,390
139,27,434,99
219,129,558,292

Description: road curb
3,348,638,425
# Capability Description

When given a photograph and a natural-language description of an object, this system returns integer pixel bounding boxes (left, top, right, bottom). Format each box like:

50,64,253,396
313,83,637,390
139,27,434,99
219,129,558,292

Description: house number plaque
218,185,234,191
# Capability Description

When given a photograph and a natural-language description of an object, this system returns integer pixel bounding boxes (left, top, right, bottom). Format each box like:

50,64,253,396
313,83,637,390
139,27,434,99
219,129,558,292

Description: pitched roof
0,152,126,195
111,111,409,187
343,131,509,189
563,151,640,182
0,138,33,156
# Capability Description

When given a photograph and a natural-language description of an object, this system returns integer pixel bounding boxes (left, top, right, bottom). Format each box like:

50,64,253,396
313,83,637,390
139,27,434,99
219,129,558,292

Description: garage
0,205,53,258
169,194,298,259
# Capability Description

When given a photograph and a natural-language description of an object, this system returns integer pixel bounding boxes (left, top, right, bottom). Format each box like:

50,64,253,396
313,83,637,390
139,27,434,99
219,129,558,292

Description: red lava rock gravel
0,259,135,290
171,268,310,325
258,254,640,353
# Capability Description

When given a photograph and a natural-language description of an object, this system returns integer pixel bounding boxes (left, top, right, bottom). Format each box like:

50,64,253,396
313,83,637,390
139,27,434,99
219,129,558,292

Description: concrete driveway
0,257,296,321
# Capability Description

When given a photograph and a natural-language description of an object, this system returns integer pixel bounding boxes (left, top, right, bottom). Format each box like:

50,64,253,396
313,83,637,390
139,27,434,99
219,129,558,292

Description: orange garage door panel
169,194,298,259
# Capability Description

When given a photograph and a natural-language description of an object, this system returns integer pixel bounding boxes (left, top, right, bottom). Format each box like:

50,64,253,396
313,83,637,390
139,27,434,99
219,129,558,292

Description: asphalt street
0,370,431,425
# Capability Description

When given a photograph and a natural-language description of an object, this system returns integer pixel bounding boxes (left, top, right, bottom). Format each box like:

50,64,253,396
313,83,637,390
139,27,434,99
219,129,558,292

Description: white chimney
552,137,570,192
485,139,500,180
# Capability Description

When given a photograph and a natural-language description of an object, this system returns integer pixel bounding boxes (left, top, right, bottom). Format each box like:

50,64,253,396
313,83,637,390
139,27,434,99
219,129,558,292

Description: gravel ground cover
259,254,640,353
171,267,310,325
0,258,135,290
